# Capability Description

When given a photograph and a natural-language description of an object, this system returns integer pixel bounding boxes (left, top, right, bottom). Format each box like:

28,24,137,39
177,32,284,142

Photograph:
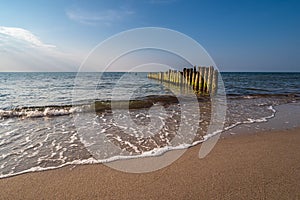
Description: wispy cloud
66,7,135,26
0,26,55,48
0,26,81,71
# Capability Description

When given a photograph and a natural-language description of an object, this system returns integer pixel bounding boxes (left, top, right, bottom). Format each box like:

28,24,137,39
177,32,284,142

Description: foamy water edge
0,105,277,179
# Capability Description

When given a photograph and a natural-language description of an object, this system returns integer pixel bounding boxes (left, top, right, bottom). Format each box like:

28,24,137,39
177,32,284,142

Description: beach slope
0,127,300,199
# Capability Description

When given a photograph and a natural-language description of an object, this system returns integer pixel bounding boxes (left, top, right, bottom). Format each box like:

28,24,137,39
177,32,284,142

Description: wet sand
0,126,300,200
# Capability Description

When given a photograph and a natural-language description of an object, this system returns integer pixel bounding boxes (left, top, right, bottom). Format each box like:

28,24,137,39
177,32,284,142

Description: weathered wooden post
212,69,218,95
165,71,167,81
206,67,211,93
173,70,175,83
191,66,195,88
194,70,199,91
185,68,189,93
185,68,189,86
186,68,190,92
189,68,193,85
182,68,185,85
202,67,207,93
175,71,179,85
186,68,189,85
206,66,213,93
178,71,181,85
198,66,203,93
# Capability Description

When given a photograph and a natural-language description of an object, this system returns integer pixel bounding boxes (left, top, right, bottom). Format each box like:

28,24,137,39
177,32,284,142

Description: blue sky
0,0,299,72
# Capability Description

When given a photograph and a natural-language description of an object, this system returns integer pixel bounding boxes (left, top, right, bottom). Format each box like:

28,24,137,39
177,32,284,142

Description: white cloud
0,26,81,71
66,7,134,26
0,26,55,48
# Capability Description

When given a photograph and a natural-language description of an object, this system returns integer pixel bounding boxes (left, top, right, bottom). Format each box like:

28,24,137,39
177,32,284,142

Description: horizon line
0,71,299,73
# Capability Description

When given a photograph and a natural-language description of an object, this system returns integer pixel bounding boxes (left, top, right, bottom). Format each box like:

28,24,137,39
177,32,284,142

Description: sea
0,72,299,178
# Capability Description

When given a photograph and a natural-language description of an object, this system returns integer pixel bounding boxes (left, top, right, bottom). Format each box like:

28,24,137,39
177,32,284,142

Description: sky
0,0,299,72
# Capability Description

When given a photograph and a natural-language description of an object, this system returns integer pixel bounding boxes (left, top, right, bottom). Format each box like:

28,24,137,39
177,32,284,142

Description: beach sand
0,126,300,200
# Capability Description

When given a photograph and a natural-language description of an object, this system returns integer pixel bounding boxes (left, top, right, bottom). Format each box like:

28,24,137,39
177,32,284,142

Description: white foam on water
0,106,81,119
0,105,278,179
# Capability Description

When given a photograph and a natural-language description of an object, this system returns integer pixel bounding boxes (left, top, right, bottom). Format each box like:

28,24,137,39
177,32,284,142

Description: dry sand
0,127,300,199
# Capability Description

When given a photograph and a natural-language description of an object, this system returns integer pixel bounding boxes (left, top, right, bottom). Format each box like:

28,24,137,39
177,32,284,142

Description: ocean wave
0,95,183,119
0,93,295,119
0,106,79,119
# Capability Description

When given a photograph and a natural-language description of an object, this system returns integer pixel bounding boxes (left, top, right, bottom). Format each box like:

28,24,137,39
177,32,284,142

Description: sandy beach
0,0,299,199
0,125,299,199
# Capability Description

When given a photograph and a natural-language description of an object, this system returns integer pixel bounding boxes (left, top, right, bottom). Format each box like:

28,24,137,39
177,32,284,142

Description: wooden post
165,71,168,82
178,71,182,87
191,66,196,88
206,66,213,93
189,68,193,85
182,68,186,85
178,71,180,85
185,69,189,85
189,68,191,85
206,67,210,93
186,68,189,85
202,67,207,93
194,71,199,91
172,70,175,83
186,68,190,93
198,67,203,93
212,69,218,95
176,71,179,85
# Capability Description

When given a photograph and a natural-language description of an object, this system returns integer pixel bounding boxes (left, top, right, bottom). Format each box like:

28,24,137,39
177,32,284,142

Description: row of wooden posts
147,66,218,95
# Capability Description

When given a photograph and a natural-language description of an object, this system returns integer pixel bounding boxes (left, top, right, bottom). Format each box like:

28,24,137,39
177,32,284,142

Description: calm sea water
0,72,299,178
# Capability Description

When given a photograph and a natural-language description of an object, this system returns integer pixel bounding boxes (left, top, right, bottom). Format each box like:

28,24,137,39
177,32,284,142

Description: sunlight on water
0,72,299,178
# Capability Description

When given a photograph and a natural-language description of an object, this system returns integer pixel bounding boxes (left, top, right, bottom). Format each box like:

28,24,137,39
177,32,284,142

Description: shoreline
0,102,299,199
0,127,299,199
221,101,300,137
0,102,295,179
